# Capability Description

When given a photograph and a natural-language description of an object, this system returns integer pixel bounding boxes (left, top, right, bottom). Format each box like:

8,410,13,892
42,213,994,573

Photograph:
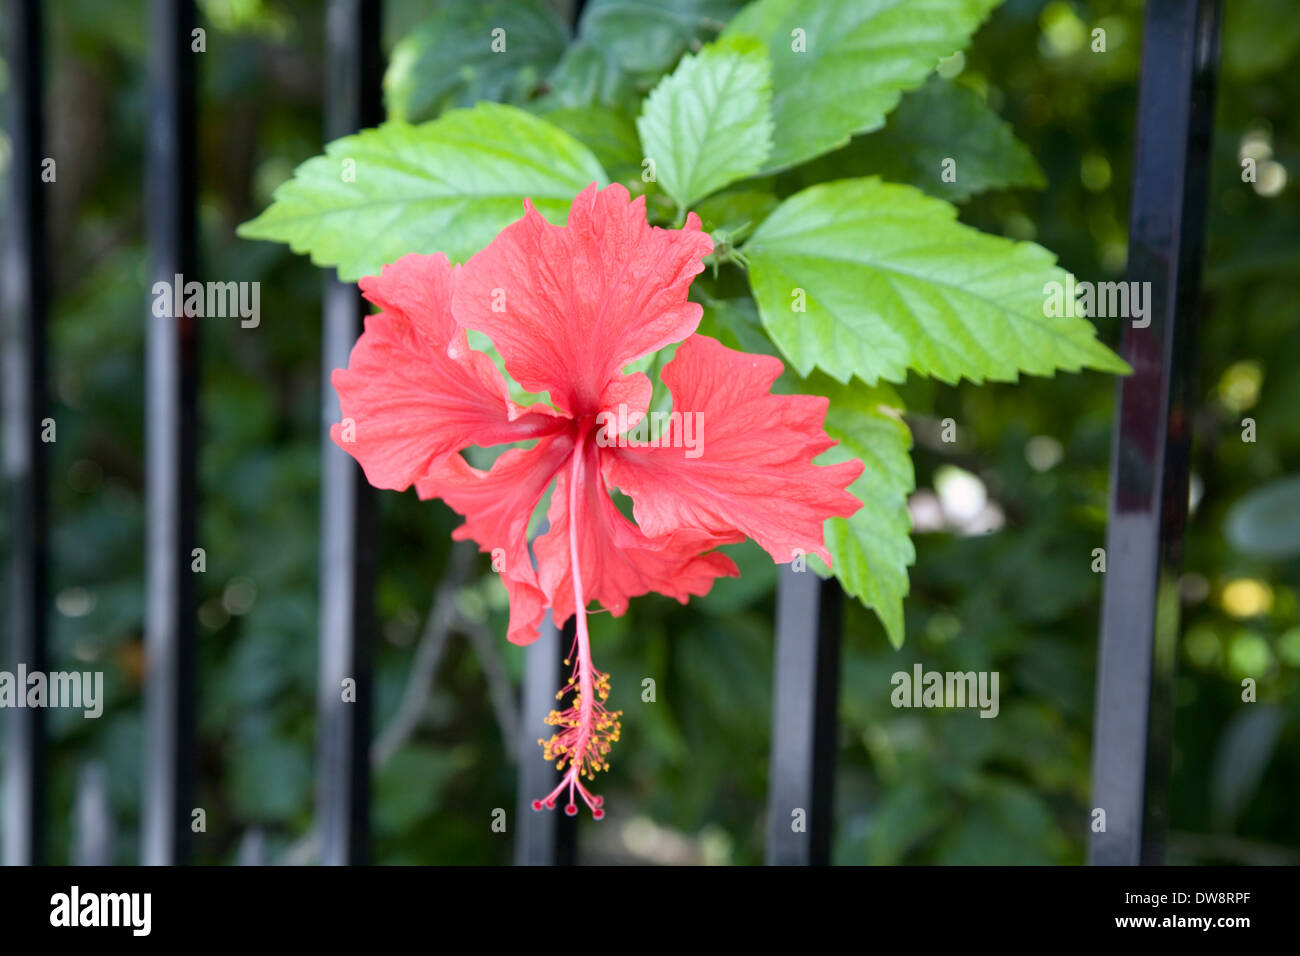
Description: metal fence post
1089,0,1221,866
515,615,578,866
766,568,843,865
1,0,49,868
141,0,199,867
316,0,382,867
73,762,116,866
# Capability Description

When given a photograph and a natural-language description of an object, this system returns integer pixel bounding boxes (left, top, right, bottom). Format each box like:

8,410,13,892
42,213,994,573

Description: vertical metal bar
316,0,382,867
142,0,198,867
236,828,268,866
1089,0,1221,866
515,614,577,866
766,568,843,865
1,0,48,868
73,763,116,866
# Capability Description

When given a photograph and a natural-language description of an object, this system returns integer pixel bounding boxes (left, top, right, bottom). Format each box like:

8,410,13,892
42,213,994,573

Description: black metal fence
0,0,1221,866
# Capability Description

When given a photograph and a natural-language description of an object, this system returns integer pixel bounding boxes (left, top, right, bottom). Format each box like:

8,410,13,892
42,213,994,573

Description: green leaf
637,37,773,210
696,296,781,356
806,375,914,647
384,0,569,123
538,104,644,182
789,74,1045,202
542,1,744,111
723,0,1002,172
745,177,1130,384
579,0,743,77
693,189,779,245
543,41,640,111
237,103,607,280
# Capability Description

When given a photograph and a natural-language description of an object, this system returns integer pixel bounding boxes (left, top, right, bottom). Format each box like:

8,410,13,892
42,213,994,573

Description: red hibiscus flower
331,183,863,818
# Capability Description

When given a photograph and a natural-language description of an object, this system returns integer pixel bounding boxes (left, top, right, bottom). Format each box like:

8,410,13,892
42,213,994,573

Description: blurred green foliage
0,0,1297,865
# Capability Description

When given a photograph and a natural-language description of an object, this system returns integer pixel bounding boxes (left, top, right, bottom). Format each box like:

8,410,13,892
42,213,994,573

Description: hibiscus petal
416,433,575,645
603,335,864,566
451,183,713,419
535,438,741,625
330,253,565,491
